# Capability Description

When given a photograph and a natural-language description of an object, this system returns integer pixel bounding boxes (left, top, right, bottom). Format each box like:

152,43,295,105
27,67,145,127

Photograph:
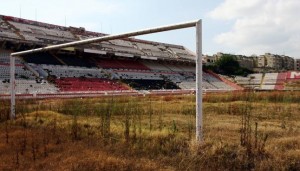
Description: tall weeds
1,92,299,170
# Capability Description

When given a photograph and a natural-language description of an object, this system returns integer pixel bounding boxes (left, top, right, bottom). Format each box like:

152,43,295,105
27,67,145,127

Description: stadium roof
0,14,196,62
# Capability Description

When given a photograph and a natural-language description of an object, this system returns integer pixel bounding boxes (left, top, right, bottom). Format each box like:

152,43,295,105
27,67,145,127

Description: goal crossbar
9,19,203,141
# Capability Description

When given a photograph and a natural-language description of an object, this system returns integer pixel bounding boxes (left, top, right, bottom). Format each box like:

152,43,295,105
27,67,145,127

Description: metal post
196,20,203,141
10,55,16,119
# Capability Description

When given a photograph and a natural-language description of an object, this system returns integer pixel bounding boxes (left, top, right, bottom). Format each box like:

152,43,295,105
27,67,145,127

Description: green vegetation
205,54,252,76
0,92,299,170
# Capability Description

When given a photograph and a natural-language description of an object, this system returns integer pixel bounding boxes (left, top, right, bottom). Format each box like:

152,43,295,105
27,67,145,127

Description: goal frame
9,20,203,141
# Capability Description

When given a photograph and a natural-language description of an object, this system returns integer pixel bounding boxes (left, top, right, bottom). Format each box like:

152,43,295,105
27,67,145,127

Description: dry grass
0,91,299,170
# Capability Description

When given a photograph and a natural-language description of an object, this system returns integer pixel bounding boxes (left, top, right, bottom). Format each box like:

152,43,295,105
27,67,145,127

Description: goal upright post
10,55,16,119
196,20,203,141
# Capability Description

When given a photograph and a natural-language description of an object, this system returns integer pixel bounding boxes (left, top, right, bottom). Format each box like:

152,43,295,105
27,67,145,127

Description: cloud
209,0,300,57
209,0,262,20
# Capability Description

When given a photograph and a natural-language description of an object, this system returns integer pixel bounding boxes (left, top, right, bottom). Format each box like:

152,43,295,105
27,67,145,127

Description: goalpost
9,20,203,141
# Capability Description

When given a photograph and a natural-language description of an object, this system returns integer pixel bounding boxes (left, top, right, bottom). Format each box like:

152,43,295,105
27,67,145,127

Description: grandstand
55,78,128,92
0,14,240,97
234,71,300,90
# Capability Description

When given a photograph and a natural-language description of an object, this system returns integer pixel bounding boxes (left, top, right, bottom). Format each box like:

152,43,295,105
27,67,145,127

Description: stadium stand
23,52,62,65
114,70,163,80
0,50,59,95
287,71,300,80
0,30,20,40
55,53,96,67
41,65,107,79
235,73,263,90
134,42,172,59
141,60,171,71
177,65,195,72
123,79,179,90
0,63,36,80
109,39,134,48
169,47,195,60
7,20,76,42
261,73,278,90
206,71,243,90
0,14,244,97
203,72,235,90
234,71,300,90
285,71,300,90
0,51,36,80
162,63,185,72
274,72,287,90
0,79,58,95
0,18,20,40
96,58,150,70
178,81,196,89
55,78,128,92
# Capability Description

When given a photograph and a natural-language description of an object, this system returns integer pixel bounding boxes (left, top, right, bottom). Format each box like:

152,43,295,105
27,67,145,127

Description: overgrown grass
0,92,299,170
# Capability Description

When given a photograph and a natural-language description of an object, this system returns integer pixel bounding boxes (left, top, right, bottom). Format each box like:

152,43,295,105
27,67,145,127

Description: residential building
295,59,300,71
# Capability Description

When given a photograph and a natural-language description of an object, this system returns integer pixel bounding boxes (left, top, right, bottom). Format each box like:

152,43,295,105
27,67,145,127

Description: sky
0,0,299,58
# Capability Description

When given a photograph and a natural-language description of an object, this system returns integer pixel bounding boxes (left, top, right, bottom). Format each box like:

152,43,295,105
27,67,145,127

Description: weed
0,92,299,170
71,115,81,141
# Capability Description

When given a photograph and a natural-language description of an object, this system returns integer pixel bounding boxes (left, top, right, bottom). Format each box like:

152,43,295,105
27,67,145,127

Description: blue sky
1,0,299,58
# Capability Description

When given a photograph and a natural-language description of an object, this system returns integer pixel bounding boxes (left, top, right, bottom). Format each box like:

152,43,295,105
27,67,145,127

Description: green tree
215,54,240,75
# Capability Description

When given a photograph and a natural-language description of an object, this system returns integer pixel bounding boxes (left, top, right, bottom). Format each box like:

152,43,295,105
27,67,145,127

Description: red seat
55,78,129,92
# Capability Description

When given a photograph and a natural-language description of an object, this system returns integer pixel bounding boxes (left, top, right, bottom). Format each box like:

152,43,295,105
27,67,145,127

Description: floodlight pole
10,55,16,119
196,20,203,141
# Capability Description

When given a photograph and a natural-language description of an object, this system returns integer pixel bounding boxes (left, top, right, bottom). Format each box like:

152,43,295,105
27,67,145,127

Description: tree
215,54,240,75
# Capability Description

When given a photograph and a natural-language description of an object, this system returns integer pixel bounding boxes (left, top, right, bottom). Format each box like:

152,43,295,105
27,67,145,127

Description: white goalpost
9,20,203,141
